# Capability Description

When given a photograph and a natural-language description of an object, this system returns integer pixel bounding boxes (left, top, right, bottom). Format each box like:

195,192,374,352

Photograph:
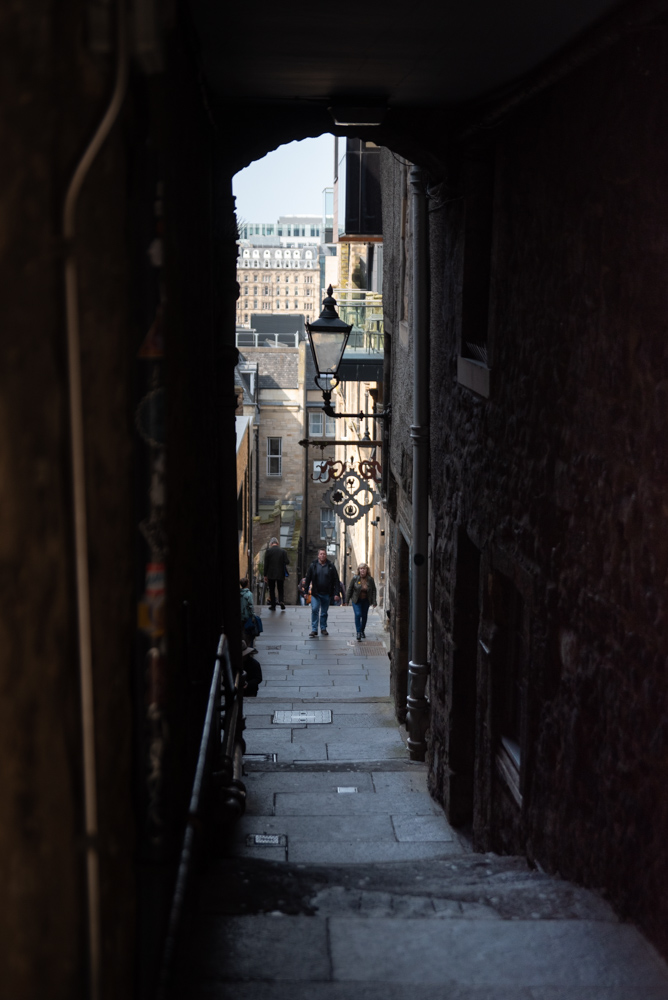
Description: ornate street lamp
305,285,353,417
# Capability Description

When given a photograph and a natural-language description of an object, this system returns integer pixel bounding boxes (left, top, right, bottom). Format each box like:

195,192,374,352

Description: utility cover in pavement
337,787,358,793
273,710,332,724
352,642,386,656
243,753,278,762
246,834,287,847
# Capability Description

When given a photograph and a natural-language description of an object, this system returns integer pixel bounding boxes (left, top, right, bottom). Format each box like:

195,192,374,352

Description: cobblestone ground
174,607,668,999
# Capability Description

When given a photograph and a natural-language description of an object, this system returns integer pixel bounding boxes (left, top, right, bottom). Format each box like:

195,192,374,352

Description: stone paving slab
242,701,294,714
191,985,668,1000
187,915,330,982
371,771,429,794
242,771,375,793
392,814,454,841
233,813,396,844
287,841,463,864
329,917,668,987
273,791,441,816
188,985,539,1000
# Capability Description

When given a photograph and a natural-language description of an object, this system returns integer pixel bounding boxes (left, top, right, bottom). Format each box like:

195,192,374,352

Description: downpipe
406,166,430,761
62,3,128,997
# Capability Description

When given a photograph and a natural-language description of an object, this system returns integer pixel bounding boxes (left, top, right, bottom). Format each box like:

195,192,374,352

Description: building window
320,507,336,539
309,411,323,436
262,274,270,282
294,275,299,283
267,438,282,476
253,299,258,308
263,287,269,295
325,415,336,437
285,301,289,309
294,301,299,309
244,274,249,282
305,275,313,284
253,274,258,282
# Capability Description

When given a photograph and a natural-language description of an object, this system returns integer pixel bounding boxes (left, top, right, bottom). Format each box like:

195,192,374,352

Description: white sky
233,134,335,224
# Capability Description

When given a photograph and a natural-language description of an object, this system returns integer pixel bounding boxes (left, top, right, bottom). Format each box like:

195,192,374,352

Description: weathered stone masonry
383,26,668,957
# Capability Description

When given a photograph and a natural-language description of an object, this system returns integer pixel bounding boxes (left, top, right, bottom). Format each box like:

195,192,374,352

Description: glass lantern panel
311,331,347,374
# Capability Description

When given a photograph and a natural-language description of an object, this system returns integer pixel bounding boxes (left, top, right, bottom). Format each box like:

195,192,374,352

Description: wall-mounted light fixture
305,285,353,418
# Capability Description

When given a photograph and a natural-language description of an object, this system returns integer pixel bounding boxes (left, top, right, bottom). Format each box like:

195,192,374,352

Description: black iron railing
156,633,245,997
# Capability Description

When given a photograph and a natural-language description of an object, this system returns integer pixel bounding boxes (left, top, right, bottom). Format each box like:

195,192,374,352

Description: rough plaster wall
0,2,135,995
425,29,668,955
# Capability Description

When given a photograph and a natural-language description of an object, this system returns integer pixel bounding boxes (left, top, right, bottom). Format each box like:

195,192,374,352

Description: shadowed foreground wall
0,2,135,996
384,24,668,958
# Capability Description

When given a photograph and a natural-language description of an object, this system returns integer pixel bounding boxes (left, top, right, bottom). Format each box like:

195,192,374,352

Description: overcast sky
233,134,335,224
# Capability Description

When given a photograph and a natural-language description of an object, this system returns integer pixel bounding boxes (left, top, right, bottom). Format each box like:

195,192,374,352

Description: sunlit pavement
174,607,668,999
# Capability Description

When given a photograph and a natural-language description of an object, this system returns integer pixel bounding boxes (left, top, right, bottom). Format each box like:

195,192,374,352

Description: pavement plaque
246,834,287,847
273,710,333,724
337,787,358,793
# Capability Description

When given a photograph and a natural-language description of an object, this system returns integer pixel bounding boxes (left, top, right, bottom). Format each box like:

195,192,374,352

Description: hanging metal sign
323,470,381,526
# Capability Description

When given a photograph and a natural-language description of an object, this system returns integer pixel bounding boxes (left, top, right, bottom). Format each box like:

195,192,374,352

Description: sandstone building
236,241,320,326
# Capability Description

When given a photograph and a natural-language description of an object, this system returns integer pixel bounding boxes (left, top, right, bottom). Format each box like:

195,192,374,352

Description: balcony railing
236,331,300,348
336,291,384,355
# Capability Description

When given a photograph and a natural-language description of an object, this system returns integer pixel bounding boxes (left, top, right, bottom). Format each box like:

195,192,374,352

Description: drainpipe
406,166,429,761
62,3,128,998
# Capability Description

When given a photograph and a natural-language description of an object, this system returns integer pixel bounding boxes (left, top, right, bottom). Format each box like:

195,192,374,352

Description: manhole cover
246,834,287,847
273,710,332,724
352,642,386,656
337,786,358,793
243,753,278,762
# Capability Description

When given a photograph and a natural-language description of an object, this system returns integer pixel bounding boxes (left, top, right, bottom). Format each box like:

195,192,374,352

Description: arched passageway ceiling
192,0,620,171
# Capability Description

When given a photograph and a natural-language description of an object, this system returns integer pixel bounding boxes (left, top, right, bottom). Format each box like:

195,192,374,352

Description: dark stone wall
0,2,136,996
418,26,668,953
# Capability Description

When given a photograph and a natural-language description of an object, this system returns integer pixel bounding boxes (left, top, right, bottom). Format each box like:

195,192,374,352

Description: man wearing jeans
304,548,339,637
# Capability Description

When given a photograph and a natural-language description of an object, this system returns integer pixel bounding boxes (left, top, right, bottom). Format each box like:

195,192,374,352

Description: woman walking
346,563,377,641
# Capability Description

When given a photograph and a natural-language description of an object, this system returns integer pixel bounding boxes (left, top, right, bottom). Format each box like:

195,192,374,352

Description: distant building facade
236,241,320,326
238,215,321,243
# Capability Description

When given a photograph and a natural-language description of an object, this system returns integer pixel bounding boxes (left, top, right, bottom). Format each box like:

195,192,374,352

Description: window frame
267,437,282,477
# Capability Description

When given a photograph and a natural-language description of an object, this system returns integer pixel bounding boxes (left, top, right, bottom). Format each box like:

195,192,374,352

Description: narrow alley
175,609,668,999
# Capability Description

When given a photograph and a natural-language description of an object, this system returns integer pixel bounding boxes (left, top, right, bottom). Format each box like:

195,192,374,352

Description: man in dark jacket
263,536,289,610
304,548,340,636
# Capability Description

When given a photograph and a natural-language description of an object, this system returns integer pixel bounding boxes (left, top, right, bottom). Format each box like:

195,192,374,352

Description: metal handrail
157,632,245,997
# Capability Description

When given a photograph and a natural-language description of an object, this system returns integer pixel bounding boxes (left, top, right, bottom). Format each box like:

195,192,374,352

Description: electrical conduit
62,4,128,997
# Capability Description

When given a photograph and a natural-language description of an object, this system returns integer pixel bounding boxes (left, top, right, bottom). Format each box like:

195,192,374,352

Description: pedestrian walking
240,577,258,640
346,562,377,640
298,577,308,606
263,536,289,610
304,548,340,637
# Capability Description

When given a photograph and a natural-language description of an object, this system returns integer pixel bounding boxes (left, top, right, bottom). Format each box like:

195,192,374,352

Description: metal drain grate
337,786,358,793
352,642,386,656
273,710,332,724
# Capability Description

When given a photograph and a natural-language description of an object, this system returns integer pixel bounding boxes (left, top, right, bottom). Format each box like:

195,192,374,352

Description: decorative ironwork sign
358,458,382,482
313,458,346,483
323,470,381,525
